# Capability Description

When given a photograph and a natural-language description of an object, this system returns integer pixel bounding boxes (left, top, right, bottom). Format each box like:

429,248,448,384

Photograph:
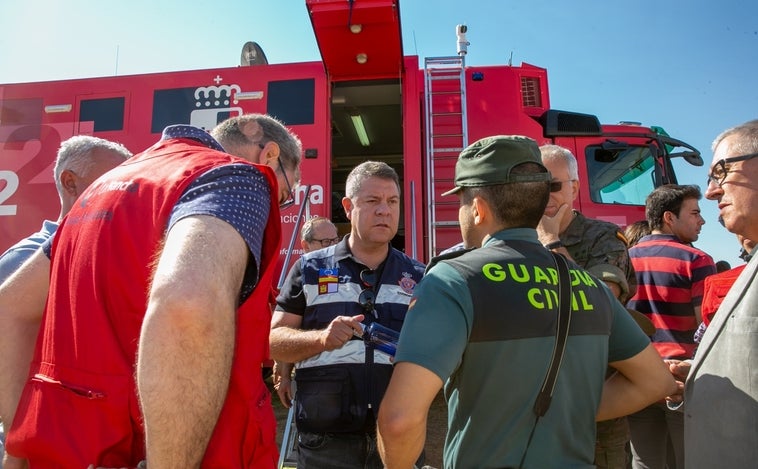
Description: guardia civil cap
441,135,551,196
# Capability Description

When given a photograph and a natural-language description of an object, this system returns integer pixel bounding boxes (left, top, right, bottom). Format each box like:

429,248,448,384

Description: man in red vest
0,114,301,468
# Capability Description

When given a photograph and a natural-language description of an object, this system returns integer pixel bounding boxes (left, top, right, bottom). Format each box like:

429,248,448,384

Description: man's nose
375,201,390,214
704,181,721,200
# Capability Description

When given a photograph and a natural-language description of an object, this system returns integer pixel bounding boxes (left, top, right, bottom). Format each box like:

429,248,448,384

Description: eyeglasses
706,152,758,188
358,268,378,318
310,237,340,247
277,159,296,209
549,179,576,193
253,139,296,209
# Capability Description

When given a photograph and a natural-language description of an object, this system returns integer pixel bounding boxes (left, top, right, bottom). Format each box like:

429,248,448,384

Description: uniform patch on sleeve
318,268,339,294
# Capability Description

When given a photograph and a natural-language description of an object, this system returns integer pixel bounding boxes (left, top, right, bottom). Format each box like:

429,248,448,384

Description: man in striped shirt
626,184,716,469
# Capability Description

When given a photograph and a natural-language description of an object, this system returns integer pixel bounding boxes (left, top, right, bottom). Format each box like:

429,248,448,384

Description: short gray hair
53,136,132,194
540,144,579,181
300,216,336,242
344,161,400,199
211,113,302,178
712,119,758,154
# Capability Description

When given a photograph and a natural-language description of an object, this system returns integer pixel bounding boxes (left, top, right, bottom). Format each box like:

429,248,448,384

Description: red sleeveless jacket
7,138,281,468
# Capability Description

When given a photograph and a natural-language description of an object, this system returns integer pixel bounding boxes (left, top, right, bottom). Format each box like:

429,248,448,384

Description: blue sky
1,0,756,264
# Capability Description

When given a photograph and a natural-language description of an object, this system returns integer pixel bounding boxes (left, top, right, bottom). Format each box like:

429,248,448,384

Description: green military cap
442,135,552,196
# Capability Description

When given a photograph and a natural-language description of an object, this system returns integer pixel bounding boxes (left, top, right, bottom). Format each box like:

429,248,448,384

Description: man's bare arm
137,215,245,468
597,343,677,421
377,362,442,469
269,310,364,363
0,250,50,440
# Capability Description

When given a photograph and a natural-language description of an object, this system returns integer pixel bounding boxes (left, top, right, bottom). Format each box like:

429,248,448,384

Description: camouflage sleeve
581,227,633,303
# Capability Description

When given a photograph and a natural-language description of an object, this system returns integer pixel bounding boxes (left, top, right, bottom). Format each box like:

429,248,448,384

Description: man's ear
341,196,353,220
263,141,281,162
472,196,488,226
59,169,78,196
300,239,309,251
570,179,580,202
662,210,675,226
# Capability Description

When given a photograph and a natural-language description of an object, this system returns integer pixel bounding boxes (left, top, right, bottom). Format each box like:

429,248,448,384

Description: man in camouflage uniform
537,144,638,469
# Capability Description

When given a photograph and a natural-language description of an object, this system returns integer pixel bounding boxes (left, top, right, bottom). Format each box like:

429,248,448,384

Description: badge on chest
317,268,339,294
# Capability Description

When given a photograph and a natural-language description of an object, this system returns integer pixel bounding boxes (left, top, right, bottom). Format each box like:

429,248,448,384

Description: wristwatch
544,240,563,250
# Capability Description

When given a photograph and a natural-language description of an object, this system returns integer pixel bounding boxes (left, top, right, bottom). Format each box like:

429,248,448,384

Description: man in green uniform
537,144,645,468
536,144,634,301
376,135,676,469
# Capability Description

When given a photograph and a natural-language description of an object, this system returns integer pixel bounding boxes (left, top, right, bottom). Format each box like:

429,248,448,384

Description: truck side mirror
669,151,704,167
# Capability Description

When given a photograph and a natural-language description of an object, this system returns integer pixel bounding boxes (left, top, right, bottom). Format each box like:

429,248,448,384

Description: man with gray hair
537,144,642,468
0,135,130,469
271,161,425,468
300,216,340,253
0,135,131,283
667,119,758,468
537,144,634,302
1,114,301,468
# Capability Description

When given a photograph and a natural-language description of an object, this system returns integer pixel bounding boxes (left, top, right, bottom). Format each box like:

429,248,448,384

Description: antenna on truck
456,24,469,56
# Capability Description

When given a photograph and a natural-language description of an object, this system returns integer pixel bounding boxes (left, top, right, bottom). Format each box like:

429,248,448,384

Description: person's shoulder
666,239,715,264
688,245,715,262
425,246,477,273
301,244,340,266
391,247,426,271
188,159,264,187
630,234,671,251
424,256,468,286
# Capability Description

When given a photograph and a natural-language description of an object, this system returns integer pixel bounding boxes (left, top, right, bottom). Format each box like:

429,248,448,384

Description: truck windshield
585,145,658,206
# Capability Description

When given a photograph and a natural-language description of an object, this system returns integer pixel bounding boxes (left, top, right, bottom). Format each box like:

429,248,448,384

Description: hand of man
273,360,295,408
663,359,691,404
666,359,691,381
537,203,570,244
320,314,365,352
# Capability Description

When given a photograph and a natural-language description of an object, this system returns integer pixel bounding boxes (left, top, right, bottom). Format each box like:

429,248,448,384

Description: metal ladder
424,55,468,259
278,404,298,469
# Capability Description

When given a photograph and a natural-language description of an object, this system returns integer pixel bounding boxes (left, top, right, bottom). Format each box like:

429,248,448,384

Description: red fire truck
0,0,703,268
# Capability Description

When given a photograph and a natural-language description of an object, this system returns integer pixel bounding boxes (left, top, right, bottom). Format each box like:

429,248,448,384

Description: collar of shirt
641,233,683,244
330,234,396,270
161,124,225,152
484,227,540,247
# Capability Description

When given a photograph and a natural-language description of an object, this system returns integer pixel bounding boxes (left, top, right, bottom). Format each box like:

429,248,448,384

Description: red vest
7,139,281,468
701,264,746,326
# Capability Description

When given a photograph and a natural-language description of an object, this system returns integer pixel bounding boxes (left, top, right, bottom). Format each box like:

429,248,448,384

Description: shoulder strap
534,251,573,416
518,251,573,469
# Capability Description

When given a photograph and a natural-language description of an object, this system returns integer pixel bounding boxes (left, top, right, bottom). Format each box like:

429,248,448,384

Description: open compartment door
307,0,403,81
